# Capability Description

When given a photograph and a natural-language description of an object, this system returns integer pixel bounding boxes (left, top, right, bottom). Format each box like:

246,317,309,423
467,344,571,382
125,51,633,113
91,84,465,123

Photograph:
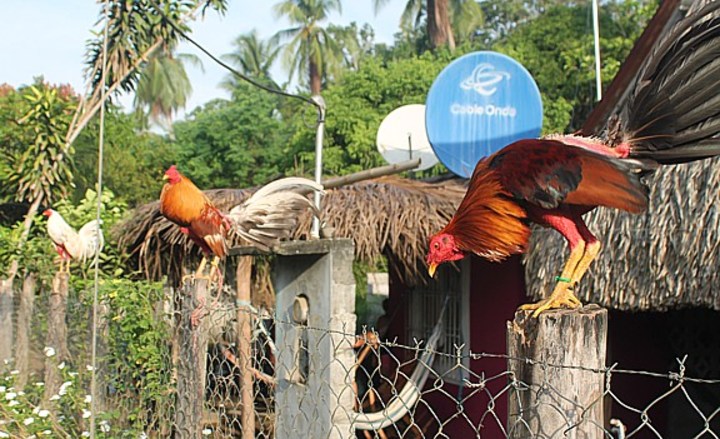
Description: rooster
43,209,104,273
160,165,231,283
160,166,324,277
426,1,720,317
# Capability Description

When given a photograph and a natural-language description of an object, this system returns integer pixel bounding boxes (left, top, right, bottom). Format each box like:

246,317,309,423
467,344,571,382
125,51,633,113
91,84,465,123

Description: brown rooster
426,1,720,316
160,165,230,283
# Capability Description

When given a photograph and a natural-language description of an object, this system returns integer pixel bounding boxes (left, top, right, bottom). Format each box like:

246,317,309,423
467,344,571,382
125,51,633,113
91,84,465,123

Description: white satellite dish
376,104,439,171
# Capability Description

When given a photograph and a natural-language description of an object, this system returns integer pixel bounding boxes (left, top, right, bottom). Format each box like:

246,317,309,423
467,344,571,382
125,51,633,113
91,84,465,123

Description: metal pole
311,95,326,238
592,0,603,101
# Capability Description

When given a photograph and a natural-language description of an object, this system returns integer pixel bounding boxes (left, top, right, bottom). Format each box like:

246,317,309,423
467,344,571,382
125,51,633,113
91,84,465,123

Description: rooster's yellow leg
182,257,208,283
521,241,585,317
569,241,601,286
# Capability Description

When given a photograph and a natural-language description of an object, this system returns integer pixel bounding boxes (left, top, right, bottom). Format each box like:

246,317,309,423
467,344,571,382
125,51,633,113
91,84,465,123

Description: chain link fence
0,273,719,438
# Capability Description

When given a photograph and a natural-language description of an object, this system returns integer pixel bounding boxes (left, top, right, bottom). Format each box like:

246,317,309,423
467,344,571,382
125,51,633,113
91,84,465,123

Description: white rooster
228,177,325,250
43,209,104,273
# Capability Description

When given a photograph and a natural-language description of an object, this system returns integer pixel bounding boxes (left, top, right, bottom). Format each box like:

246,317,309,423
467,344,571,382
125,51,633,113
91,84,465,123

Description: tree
133,46,201,132
221,29,281,91
282,52,451,176
170,82,288,189
272,0,344,95
373,0,483,50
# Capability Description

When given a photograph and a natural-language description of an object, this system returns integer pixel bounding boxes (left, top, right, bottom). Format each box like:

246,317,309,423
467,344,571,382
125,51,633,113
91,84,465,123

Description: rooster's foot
520,284,582,317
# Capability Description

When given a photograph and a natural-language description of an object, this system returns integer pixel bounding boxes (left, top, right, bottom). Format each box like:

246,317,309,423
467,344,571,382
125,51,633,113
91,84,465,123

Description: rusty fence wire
0,278,718,438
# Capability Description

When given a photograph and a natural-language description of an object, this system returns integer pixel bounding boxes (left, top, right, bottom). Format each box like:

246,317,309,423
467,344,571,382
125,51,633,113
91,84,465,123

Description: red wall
386,255,528,437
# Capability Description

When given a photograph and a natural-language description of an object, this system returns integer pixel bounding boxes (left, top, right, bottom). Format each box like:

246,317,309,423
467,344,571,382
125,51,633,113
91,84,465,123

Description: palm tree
221,30,281,91
133,45,200,132
374,0,483,50
272,0,344,96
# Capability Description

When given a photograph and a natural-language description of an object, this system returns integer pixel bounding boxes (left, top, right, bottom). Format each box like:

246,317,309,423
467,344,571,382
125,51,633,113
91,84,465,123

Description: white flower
27,435,37,439
43,347,56,357
4,392,16,400
84,394,92,404
99,420,110,433
8,401,18,407
38,409,50,418
0,431,8,438
202,429,212,435
34,382,44,387
68,372,78,377
82,409,91,419
57,362,65,370
138,433,148,439
0,386,5,393
32,406,39,414
85,365,94,371
9,370,18,376
49,394,60,401
42,431,52,436
23,417,34,425
58,381,72,395
81,432,91,438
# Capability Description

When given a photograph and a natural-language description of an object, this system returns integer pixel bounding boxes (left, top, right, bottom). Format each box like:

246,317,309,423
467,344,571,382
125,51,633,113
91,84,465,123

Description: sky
0,0,406,117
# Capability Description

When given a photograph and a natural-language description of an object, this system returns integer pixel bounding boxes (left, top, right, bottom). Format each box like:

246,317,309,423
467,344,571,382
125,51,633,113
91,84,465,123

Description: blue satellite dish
425,51,543,178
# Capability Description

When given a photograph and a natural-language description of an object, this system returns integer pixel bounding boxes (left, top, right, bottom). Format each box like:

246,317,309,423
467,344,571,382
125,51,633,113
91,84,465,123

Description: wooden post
175,279,209,438
15,272,36,389
0,274,14,365
507,305,607,439
43,272,70,403
236,256,255,439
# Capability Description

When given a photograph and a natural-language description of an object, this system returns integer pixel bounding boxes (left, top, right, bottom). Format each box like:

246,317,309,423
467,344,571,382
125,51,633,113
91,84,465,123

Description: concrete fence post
273,239,357,439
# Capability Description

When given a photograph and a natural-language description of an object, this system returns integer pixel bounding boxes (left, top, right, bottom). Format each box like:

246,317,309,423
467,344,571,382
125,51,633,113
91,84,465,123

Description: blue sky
1,0,406,115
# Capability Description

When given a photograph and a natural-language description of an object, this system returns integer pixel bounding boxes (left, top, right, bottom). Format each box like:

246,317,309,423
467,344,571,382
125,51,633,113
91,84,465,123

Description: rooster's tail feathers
623,1,720,164
67,220,104,262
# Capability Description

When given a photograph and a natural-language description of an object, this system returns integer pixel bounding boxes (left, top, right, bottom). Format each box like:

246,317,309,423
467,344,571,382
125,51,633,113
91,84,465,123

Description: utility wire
146,0,321,111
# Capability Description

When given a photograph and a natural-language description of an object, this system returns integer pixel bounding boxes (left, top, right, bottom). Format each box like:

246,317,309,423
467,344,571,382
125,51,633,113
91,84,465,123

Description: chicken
160,165,230,283
228,177,324,250
43,209,104,273
426,2,720,316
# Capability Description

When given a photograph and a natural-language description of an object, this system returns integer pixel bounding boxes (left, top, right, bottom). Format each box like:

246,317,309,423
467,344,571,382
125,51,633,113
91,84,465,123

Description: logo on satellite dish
460,63,510,96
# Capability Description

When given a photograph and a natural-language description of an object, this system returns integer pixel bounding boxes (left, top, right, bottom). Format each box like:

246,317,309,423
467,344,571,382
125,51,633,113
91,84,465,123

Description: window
407,259,470,385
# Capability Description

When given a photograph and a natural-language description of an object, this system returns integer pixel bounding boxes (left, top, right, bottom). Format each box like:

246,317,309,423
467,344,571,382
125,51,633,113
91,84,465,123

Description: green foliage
72,108,172,207
494,0,658,132
285,52,451,176
170,83,288,188
4,83,76,206
75,277,173,435
0,367,113,438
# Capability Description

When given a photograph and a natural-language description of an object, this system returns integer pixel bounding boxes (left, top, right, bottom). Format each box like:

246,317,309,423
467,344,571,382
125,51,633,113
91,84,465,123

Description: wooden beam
322,158,421,189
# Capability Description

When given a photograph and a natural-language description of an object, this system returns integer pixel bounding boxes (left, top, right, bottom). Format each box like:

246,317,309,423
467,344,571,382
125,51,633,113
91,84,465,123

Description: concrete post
273,239,356,439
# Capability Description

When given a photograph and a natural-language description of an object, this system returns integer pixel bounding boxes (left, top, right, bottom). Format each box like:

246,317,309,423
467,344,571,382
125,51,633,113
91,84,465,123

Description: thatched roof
114,176,465,287
524,157,720,312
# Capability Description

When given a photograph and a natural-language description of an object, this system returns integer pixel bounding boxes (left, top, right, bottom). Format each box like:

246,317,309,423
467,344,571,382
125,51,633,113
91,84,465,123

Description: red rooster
160,165,231,283
426,2,720,316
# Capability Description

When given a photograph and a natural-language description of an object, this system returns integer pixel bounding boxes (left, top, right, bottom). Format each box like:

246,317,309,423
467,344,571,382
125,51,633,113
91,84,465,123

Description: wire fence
0,274,718,438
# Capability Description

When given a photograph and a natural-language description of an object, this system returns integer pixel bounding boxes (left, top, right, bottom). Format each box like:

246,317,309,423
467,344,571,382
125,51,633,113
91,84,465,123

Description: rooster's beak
162,174,169,181
428,263,438,278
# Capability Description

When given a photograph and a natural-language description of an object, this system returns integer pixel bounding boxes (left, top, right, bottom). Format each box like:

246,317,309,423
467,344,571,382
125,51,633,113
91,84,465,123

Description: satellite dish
425,51,543,178
376,104,439,171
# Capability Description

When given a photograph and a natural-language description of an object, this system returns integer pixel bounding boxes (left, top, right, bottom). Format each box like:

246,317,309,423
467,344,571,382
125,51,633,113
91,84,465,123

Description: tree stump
175,279,209,438
507,305,607,439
